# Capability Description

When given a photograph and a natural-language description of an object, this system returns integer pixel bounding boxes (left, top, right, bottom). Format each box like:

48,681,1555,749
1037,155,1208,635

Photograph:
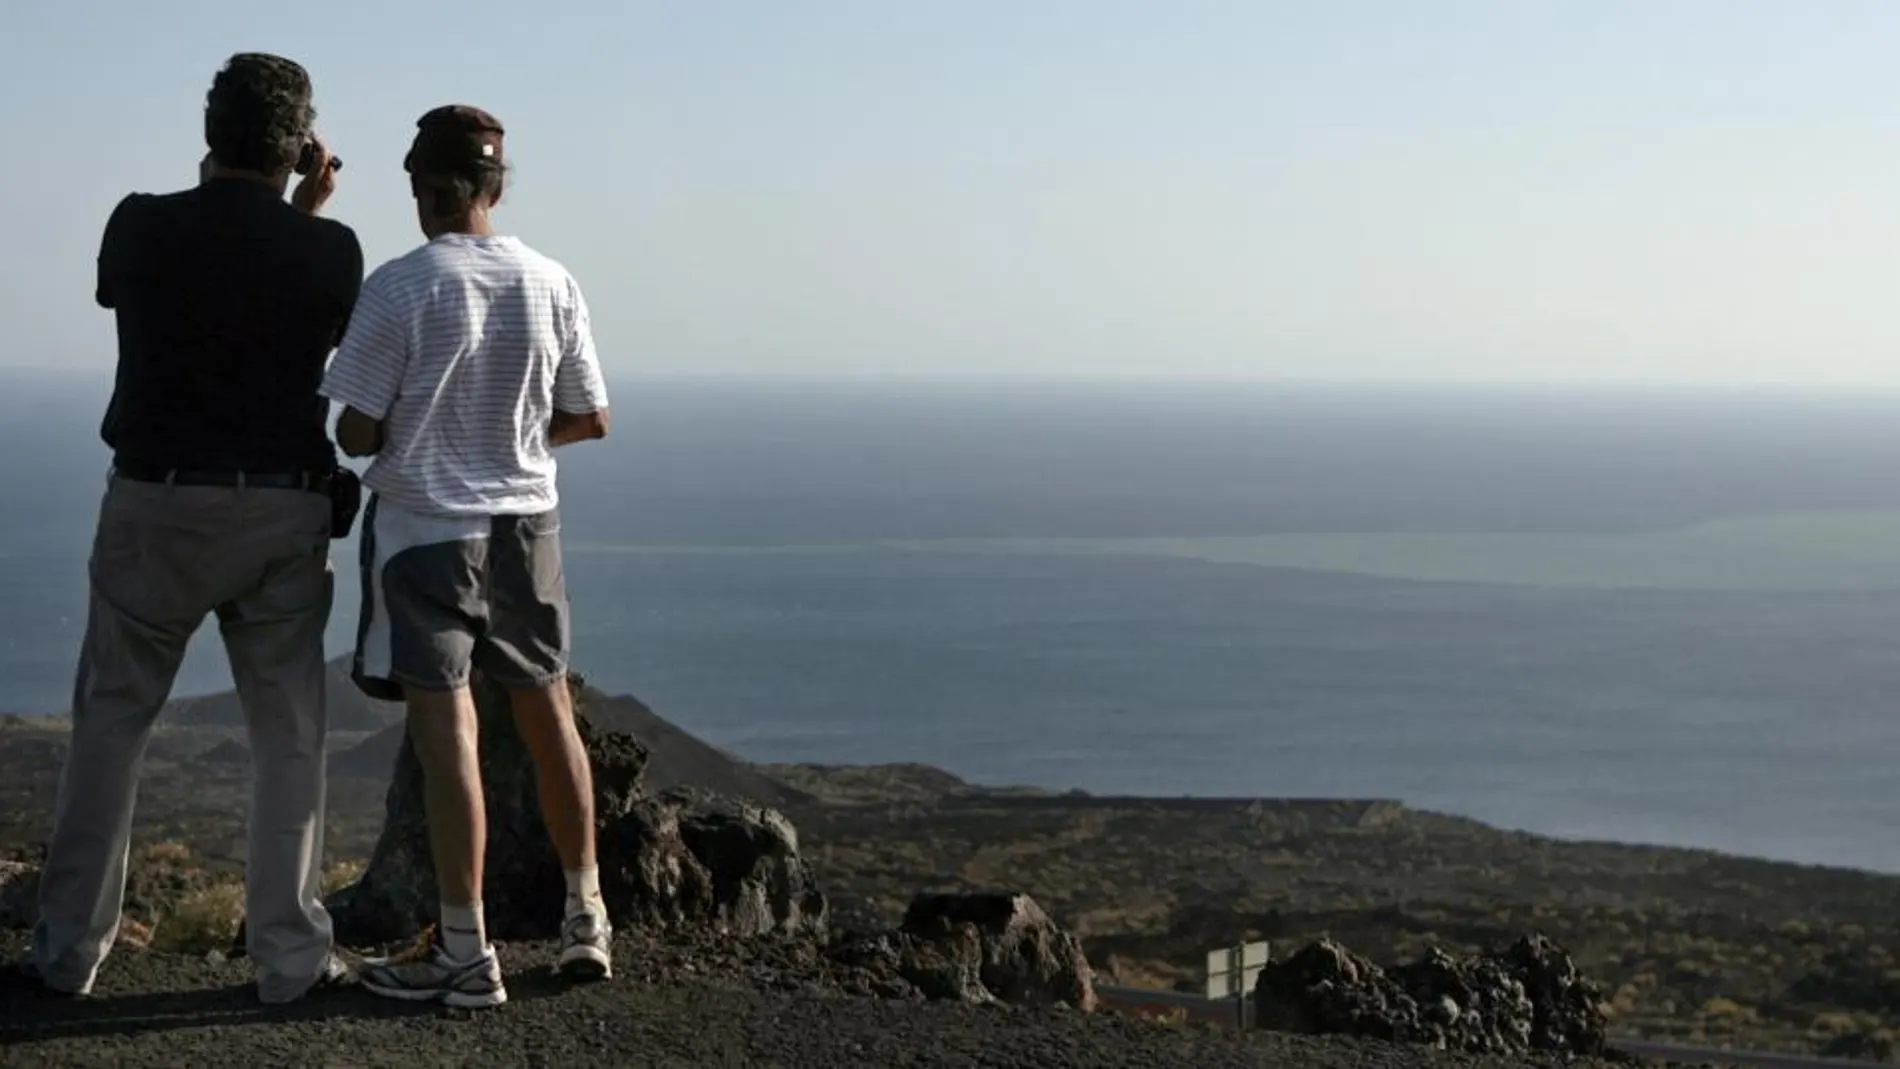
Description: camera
294,141,343,176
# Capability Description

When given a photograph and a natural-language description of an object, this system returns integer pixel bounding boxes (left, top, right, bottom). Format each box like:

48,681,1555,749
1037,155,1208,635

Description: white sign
1203,940,1270,1000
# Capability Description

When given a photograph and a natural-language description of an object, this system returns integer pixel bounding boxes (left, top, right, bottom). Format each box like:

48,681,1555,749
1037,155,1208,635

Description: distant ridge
333,681,810,809
162,657,402,732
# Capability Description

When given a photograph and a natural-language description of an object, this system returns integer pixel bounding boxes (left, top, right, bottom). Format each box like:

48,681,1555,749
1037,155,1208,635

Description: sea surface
7,371,1900,872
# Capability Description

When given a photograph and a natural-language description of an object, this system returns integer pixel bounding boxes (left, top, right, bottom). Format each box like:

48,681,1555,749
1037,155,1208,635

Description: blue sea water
6,370,1900,872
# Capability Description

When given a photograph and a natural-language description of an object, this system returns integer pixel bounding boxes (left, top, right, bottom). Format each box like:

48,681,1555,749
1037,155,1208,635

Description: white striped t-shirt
319,233,610,517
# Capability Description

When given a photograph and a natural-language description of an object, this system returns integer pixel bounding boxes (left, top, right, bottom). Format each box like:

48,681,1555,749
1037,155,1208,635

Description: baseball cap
404,105,504,175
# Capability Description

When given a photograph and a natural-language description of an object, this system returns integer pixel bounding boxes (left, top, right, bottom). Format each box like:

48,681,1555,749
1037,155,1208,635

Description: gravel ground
0,933,1654,1069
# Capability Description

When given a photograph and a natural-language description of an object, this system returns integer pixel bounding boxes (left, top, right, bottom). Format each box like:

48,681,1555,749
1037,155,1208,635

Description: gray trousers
33,474,335,1001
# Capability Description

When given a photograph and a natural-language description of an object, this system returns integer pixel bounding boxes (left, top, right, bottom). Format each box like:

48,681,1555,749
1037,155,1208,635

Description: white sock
564,866,603,918
440,902,487,962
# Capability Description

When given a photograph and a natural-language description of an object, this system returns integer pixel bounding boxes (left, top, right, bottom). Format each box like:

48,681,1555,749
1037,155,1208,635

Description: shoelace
387,924,443,966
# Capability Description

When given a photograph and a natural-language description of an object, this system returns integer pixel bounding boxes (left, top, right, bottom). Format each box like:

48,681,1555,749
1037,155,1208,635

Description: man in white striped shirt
319,105,612,1008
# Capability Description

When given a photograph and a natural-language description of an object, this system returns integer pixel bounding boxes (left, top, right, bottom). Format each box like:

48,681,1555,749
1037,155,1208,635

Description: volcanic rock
1253,935,1606,1056
829,892,1097,1010
327,671,825,945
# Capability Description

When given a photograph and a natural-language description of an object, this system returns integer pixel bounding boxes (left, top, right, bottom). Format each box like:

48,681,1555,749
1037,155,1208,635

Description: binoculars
295,141,343,176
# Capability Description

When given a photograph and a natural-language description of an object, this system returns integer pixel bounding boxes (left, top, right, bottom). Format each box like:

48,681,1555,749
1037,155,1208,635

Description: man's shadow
0,963,574,1046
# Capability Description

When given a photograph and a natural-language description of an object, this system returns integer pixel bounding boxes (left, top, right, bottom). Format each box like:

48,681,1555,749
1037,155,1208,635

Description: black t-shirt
96,177,364,472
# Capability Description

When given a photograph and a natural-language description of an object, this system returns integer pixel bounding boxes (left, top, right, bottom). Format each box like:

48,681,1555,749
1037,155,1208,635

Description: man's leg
484,508,609,979
33,482,203,993
506,681,595,876
352,499,506,1007
356,683,506,1008
507,680,608,978
214,488,336,1003
403,684,485,936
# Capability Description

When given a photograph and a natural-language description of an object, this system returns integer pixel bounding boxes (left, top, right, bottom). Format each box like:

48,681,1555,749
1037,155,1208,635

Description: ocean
7,370,1900,872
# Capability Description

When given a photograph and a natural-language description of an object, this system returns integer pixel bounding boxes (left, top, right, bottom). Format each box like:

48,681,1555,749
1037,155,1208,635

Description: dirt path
1,933,1647,1069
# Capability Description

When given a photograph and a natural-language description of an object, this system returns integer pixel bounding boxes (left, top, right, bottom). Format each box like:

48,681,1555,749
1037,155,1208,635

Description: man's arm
330,226,367,349
319,277,406,458
550,276,612,448
95,195,139,310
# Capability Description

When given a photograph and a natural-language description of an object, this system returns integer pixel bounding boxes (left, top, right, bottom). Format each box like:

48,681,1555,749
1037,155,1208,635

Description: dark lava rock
327,671,826,945
1253,935,1606,1056
829,893,1097,1011
664,788,827,938
1254,940,1418,1043
197,739,250,765
1497,933,1609,1053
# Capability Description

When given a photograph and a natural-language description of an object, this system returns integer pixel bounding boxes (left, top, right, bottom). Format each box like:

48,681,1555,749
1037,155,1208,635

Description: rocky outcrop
0,860,38,929
320,670,1095,1016
1253,935,1606,1056
829,893,1097,1010
327,672,825,945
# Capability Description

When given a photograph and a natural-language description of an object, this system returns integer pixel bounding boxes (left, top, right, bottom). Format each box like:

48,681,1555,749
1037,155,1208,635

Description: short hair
413,162,507,217
204,53,314,174
407,105,508,216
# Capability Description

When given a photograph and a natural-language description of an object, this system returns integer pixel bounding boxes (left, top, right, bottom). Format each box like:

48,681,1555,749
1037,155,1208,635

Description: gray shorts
351,495,570,701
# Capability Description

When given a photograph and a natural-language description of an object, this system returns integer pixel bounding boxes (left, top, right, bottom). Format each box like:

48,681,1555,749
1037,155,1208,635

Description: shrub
152,882,245,954
136,841,194,866
321,859,366,895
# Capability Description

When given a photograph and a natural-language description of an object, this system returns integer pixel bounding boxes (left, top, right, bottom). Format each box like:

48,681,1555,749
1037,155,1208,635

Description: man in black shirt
30,53,362,1004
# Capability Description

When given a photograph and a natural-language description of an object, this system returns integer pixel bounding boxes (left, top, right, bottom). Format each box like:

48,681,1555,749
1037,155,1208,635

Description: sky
5,1,1900,385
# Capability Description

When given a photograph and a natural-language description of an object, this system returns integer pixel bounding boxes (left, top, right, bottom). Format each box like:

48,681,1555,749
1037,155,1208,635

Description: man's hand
291,138,340,216
550,408,611,447
336,406,384,458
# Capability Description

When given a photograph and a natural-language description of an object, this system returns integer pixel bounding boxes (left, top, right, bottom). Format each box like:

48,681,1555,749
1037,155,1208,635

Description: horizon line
11,364,1900,397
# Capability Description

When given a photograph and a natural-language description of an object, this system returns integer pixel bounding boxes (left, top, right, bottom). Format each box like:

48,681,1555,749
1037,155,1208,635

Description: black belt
112,463,330,492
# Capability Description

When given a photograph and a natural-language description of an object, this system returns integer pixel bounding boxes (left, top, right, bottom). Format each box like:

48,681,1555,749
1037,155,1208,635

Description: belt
112,463,330,492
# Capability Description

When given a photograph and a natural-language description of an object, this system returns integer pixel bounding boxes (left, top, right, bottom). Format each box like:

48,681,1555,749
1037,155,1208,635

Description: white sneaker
558,909,613,982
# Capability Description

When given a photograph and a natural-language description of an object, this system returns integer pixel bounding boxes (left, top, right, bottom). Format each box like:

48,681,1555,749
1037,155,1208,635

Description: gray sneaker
558,909,612,981
359,932,506,1009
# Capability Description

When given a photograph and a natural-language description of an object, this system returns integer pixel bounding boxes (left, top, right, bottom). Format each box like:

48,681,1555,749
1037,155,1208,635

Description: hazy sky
6,1,1900,384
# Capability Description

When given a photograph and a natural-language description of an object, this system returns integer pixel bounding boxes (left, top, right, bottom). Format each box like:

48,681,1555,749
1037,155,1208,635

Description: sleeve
330,226,367,347
553,276,611,414
95,195,140,310
320,273,408,420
